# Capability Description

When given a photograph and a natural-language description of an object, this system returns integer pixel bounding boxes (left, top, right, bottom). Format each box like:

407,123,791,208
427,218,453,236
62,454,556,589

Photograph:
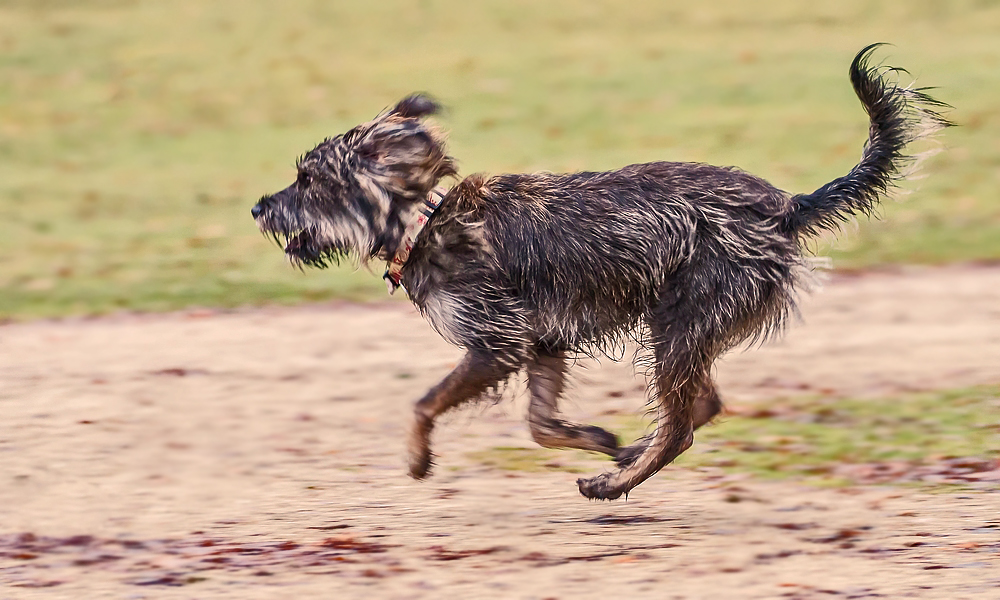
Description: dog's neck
383,187,446,295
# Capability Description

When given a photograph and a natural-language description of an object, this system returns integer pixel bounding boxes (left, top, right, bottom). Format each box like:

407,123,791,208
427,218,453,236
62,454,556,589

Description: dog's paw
577,473,626,501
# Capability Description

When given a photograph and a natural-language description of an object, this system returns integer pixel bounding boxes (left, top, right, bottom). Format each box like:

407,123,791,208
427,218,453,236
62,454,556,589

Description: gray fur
252,46,950,500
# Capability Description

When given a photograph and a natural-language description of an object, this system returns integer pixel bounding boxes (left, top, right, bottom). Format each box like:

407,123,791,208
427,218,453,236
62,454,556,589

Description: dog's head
252,94,456,267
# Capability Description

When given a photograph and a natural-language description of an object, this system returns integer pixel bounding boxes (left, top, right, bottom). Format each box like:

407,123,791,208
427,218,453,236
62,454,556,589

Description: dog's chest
415,290,466,347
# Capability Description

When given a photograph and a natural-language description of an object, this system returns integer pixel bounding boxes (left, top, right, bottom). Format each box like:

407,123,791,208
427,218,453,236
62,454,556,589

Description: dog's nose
251,204,263,219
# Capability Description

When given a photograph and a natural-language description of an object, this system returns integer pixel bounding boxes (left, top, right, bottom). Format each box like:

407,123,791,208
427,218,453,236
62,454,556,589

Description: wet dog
252,45,950,500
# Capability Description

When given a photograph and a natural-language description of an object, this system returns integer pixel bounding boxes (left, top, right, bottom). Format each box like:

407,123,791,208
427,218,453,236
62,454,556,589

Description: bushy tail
783,44,953,236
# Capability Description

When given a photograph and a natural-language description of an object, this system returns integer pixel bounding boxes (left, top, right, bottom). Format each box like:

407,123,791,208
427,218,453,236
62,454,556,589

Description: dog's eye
297,172,312,188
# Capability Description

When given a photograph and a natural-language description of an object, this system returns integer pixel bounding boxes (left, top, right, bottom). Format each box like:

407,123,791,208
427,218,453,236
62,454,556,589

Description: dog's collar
383,187,446,295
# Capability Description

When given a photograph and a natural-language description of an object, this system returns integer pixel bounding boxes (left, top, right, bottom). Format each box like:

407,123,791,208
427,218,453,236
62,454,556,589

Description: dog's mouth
284,228,312,255
277,227,349,268
281,227,322,264
254,201,359,268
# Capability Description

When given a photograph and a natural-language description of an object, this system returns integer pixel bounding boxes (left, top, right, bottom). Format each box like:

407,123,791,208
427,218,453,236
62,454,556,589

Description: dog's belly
524,287,651,351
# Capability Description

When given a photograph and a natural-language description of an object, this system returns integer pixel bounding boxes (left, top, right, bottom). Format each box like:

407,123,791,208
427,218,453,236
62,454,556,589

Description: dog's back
407,162,799,360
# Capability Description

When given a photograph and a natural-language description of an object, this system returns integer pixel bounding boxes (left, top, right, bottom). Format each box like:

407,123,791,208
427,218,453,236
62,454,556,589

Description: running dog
251,45,950,500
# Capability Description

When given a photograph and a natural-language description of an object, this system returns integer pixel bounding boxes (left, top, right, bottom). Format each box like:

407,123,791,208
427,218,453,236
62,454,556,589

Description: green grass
466,446,588,474
2,0,1000,319
621,386,1000,485
467,386,1000,488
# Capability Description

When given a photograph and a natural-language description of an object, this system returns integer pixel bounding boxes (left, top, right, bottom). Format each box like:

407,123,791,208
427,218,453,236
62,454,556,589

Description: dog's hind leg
615,380,722,469
577,363,702,499
577,299,711,500
526,350,620,456
692,381,723,429
408,349,516,479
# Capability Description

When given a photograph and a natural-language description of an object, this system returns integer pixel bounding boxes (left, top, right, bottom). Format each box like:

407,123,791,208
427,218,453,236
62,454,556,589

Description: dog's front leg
527,350,620,455
408,349,514,479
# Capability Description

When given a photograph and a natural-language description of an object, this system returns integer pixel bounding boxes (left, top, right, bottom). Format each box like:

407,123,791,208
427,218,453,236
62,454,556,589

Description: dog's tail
782,44,952,236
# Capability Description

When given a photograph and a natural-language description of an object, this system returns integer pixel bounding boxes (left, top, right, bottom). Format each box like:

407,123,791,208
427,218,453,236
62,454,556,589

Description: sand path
1,265,999,598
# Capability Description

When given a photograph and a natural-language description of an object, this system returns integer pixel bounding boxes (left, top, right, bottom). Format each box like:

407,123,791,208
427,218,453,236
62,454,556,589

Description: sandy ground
1,265,999,599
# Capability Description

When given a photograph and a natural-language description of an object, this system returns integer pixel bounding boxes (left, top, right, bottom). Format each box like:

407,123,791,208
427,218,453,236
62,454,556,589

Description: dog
252,45,950,500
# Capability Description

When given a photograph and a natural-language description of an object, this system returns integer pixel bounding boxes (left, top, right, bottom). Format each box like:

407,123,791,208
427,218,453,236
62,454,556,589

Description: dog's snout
251,203,264,219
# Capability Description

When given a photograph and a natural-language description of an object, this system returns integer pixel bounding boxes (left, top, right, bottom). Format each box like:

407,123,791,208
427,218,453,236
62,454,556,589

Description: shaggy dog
252,45,950,500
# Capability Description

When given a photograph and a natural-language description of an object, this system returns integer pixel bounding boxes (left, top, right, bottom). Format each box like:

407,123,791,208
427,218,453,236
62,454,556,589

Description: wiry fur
253,45,951,500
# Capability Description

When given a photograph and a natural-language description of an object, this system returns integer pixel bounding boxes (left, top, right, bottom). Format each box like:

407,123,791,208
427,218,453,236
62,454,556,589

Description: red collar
383,187,446,295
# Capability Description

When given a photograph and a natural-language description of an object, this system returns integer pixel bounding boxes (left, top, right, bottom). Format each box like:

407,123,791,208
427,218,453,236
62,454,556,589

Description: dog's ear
390,94,442,119
351,108,457,211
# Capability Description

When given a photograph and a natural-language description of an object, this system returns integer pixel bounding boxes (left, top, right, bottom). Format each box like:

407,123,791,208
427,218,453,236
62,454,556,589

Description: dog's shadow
549,514,674,526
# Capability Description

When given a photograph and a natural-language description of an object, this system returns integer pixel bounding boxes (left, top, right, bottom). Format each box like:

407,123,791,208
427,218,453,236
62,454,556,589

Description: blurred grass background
1,0,998,320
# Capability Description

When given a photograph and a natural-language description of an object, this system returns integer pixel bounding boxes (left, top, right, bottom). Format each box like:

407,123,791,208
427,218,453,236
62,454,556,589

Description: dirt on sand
1,265,999,599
